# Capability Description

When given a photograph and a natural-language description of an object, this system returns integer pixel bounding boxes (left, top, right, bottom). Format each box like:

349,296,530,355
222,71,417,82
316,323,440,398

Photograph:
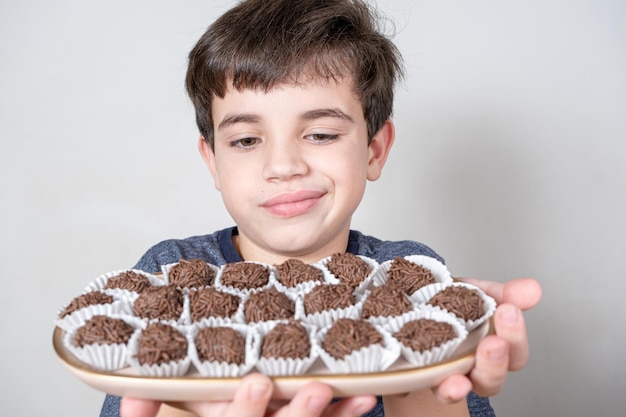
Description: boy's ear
367,119,395,181
198,136,221,191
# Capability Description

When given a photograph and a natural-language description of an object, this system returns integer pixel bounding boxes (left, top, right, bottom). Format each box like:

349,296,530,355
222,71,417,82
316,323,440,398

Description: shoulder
351,230,445,264
133,228,231,272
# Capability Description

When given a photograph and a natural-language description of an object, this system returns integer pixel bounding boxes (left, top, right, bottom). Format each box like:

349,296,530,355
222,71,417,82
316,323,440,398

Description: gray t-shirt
98,227,495,417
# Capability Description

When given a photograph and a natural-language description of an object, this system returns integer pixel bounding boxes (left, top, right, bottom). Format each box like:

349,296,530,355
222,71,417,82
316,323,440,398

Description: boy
100,0,541,416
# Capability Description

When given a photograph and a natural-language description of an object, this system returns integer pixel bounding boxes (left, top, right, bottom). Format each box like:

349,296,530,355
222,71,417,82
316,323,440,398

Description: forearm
383,390,470,417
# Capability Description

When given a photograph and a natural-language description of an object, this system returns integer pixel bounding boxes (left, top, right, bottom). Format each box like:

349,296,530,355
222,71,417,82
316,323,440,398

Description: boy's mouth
260,190,326,217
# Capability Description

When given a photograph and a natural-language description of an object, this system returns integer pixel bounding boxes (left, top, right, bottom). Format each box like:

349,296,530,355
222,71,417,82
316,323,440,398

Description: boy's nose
262,139,308,181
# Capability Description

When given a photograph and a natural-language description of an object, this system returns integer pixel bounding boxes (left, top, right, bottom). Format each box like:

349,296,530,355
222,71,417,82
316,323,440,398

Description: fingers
457,277,542,311
275,382,333,417
502,278,542,311
275,382,376,417
320,395,378,417
120,397,162,417
431,374,473,404
190,373,273,417
120,377,374,417
494,303,529,371
468,335,510,397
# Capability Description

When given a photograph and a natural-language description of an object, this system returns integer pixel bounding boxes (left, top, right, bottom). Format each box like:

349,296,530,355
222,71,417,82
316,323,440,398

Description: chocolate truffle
244,287,295,323
188,287,240,322
427,285,485,321
361,285,413,319
194,327,246,364
59,291,114,318
261,321,311,360
275,259,324,287
322,318,383,360
303,284,354,315
135,322,188,366
220,262,270,290
73,315,135,347
168,259,215,289
386,257,436,294
325,253,371,287
132,285,183,321
393,319,457,352
103,270,152,293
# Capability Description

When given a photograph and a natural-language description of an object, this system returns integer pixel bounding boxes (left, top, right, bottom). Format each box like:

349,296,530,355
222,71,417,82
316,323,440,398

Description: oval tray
53,319,492,401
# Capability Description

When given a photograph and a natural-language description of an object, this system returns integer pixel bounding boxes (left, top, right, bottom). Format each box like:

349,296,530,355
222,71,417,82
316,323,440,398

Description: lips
261,190,326,217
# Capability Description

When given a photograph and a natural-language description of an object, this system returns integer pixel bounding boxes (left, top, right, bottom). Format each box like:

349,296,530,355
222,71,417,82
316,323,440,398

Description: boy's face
199,77,394,264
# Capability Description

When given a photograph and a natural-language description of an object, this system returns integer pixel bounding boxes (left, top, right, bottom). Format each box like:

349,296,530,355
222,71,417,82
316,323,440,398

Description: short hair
185,0,403,149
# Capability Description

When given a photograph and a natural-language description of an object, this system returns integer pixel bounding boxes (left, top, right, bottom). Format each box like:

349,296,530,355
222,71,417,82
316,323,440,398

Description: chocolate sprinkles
104,271,152,293
168,259,215,289
194,327,246,364
189,287,240,321
261,321,311,359
427,286,485,321
244,287,295,323
73,315,135,347
303,284,354,314
221,262,270,290
387,257,436,294
393,319,456,352
275,259,324,287
59,291,114,318
325,253,371,287
322,318,383,360
136,322,188,365
361,285,413,319
132,286,183,321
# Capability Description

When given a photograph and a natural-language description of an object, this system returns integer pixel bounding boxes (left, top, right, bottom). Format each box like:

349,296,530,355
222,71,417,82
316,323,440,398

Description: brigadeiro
127,322,191,376
243,287,296,325
317,318,400,374
299,283,361,328
386,257,436,294
56,290,131,331
218,261,272,291
273,259,324,294
322,253,376,289
165,259,217,289
385,310,468,367
188,287,242,324
255,320,317,376
361,285,414,323
63,314,142,371
425,283,496,330
189,323,258,377
372,255,452,294
132,285,186,323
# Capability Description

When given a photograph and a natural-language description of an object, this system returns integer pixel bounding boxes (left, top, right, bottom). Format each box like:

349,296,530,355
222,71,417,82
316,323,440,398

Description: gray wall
1,0,624,416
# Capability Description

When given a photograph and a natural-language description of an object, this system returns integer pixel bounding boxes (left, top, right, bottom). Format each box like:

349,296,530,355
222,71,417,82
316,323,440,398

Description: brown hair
186,0,403,150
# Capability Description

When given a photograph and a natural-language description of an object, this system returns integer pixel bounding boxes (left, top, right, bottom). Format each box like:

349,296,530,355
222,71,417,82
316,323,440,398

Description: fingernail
499,304,519,325
306,396,327,413
248,382,270,401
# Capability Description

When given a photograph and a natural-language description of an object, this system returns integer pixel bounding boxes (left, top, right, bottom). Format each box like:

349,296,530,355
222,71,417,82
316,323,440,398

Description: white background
1,0,624,416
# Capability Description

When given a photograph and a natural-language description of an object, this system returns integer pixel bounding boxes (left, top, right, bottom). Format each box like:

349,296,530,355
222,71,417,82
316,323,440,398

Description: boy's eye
305,133,339,143
230,137,259,148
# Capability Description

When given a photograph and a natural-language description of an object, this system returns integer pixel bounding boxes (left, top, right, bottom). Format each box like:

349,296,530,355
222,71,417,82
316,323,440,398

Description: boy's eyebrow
301,108,355,123
217,108,354,131
217,113,261,131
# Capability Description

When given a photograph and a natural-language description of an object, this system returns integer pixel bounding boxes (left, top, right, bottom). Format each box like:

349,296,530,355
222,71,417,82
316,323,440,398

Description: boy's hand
432,277,543,402
120,373,377,417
